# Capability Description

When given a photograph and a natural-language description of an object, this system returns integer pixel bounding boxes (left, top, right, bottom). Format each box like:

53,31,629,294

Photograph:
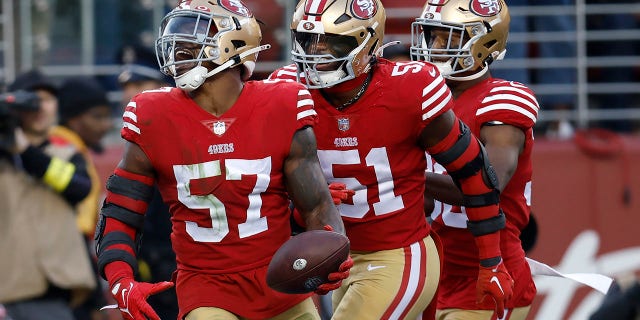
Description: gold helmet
155,0,269,91
290,0,385,88
410,0,510,80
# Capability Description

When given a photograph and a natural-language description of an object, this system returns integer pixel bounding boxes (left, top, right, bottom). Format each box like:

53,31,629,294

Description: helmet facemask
291,31,369,88
156,10,228,91
411,20,490,79
289,0,385,89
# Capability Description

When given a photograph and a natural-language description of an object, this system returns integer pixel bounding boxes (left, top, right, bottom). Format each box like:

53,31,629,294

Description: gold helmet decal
469,0,502,17
218,0,252,17
351,0,378,20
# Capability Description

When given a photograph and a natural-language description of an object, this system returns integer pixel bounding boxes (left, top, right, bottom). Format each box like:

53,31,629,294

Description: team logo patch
219,0,251,17
213,121,226,135
469,0,501,17
303,21,315,31
337,117,350,131
351,0,377,20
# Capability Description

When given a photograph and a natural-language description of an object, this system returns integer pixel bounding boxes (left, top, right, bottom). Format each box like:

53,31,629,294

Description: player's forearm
425,171,463,206
304,204,345,234
425,118,504,262
95,167,153,280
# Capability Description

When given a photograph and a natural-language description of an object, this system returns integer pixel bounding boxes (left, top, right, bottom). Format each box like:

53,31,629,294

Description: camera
0,90,41,150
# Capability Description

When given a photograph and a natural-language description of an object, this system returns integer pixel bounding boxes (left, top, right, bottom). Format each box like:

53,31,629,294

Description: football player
269,0,514,319
93,1,350,319
411,0,539,319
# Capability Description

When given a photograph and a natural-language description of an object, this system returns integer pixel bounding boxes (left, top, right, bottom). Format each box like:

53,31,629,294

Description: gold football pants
331,235,440,320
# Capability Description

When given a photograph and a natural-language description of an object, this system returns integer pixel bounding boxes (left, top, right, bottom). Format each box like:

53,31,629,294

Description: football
266,229,350,294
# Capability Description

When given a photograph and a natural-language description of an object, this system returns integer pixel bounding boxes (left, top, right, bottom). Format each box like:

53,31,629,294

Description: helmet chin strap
308,69,347,87
376,41,401,57
445,65,488,81
434,59,489,81
175,44,271,92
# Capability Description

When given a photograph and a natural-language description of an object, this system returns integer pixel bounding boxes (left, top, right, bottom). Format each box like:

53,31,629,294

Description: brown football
266,230,350,294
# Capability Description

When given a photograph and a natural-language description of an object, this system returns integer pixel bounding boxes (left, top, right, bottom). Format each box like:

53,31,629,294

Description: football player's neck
192,71,244,117
447,69,491,98
321,72,371,110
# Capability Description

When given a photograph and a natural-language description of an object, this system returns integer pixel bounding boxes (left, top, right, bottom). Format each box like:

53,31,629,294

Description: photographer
0,70,97,320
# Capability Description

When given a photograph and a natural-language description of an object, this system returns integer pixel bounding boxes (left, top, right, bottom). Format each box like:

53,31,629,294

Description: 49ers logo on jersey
470,0,501,17
351,0,377,20
219,0,251,17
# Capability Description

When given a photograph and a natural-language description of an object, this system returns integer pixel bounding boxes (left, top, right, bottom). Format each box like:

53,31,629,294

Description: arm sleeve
20,145,92,205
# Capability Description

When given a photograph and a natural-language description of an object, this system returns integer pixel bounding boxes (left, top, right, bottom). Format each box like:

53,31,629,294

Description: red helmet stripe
426,0,446,13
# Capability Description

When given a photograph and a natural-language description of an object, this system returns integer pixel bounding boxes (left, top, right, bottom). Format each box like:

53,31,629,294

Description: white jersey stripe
297,99,314,108
123,111,137,123
476,103,537,123
389,241,424,319
490,86,538,106
126,101,137,109
421,75,445,98
298,89,311,96
297,109,317,120
423,91,452,120
123,121,140,134
421,82,449,111
482,94,539,112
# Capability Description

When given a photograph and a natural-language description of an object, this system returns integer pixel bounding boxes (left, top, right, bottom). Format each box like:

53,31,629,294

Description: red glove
104,277,174,320
315,255,353,295
329,182,355,205
476,258,514,318
314,225,353,295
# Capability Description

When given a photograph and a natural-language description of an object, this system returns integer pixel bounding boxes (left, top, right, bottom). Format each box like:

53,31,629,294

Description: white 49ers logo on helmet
470,0,501,17
351,0,377,20
219,0,251,17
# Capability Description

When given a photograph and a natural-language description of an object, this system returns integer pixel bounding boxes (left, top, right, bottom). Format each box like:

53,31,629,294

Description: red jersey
428,77,539,309
121,82,316,274
272,58,453,251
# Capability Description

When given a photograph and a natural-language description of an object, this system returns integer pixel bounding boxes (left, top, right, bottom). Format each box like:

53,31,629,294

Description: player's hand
11,127,29,154
476,258,514,318
329,182,355,205
103,277,174,320
314,255,353,295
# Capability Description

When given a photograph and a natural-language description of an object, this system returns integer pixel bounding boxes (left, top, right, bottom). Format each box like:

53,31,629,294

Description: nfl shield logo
337,118,350,131
213,121,226,135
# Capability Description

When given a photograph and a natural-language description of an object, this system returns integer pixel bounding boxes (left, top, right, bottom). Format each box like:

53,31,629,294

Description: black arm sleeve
20,145,92,205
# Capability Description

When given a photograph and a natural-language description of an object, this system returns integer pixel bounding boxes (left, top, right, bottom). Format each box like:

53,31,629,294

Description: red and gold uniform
428,78,538,316
272,58,448,319
119,81,317,319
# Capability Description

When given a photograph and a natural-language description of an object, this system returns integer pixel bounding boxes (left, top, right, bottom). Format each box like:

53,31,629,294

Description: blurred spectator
492,0,577,137
116,44,174,107
589,276,640,320
0,70,96,320
54,76,114,319
115,45,179,320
